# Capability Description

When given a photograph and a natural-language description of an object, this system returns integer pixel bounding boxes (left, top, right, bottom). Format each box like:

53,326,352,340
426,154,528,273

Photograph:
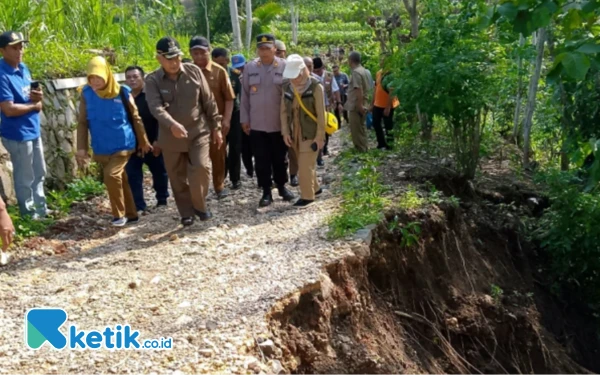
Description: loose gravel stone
0,133,354,373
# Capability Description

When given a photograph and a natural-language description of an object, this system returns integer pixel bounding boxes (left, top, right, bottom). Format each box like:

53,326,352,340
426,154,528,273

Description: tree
401,0,419,39
229,0,242,50
512,34,525,142
522,28,546,168
245,0,252,51
392,0,498,180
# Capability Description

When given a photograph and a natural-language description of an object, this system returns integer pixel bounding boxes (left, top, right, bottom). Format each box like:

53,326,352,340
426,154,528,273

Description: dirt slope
267,156,599,374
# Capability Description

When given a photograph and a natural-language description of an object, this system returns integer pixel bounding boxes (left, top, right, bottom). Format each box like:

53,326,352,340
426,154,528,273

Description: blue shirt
0,59,40,141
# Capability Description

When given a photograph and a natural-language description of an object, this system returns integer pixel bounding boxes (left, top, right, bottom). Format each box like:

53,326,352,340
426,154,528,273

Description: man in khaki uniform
145,36,223,226
189,36,235,199
344,51,370,152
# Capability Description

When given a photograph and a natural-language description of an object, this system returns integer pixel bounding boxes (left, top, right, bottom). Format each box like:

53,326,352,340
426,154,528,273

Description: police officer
241,34,295,207
145,36,223,226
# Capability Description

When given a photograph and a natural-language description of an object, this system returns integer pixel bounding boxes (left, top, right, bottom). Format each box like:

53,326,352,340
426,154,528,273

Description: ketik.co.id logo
25,308,172,350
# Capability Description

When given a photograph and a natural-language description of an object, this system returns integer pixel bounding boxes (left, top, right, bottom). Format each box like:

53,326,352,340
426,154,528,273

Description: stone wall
0,73,126,203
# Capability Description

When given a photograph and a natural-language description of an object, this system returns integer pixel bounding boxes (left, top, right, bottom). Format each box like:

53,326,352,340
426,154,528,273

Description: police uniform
240,34,294,207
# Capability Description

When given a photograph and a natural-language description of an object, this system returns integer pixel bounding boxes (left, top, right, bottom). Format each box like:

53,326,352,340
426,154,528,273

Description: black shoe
290,175,299,187
156,200,167,207
217,188,230,200
317,159,325,168
293,199,314,208
315,188,323,196
194,209,213,221
259,192,273,207
246,170,254,178
181,217,194,226
278,186,295,202
231,181,242,190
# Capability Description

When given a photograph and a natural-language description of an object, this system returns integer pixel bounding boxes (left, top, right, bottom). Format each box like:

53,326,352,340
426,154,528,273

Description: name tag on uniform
114,98,122,103
160,89,170,94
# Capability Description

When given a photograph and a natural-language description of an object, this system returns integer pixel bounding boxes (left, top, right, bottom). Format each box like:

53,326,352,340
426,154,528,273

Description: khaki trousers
288,146,299,176
162,136,211,217
295,140,320,200
93,153,137,219
209,136,227,193
349,110,369,152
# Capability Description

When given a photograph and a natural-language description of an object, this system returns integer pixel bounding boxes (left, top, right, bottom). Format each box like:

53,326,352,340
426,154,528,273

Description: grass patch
8,176,105,244
328,149,390,238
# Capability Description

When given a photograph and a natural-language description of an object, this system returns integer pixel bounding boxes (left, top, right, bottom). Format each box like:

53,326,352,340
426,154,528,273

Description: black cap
0,31,27,48
190,36,210,51
156,37,183,59
313,57,324,69
256,34,275,47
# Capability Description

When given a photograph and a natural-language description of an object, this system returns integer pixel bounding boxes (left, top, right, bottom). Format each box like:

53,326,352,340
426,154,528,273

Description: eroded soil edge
266,171,599,374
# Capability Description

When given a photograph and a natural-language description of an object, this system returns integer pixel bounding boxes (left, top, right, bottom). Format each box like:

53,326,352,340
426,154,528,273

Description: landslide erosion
266,159,599,374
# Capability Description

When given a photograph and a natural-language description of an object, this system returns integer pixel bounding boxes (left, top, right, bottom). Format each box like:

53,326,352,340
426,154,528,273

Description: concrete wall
0,73,126,203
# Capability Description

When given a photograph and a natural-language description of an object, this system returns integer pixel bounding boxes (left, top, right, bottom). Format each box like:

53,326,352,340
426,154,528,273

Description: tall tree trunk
199,0,210,40
522,27,546,169
229,0,242,50
512,34,525,143
245,0,253,51
291,3,298,45
402,0,419,38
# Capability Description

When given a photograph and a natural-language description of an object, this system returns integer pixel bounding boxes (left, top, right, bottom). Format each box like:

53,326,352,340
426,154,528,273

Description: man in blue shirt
0,31,48,218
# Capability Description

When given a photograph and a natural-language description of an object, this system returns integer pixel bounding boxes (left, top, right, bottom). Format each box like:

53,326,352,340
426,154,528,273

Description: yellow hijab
85,56,120,99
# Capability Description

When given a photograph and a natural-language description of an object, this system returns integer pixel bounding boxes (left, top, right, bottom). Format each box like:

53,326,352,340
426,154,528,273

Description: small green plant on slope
491,284,504,303
398,186,425,211
400,221,421,248
329,150,389,239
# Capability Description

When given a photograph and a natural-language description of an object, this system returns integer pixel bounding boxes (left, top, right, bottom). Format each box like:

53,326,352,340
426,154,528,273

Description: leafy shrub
534,169,600,311
329,150,389,238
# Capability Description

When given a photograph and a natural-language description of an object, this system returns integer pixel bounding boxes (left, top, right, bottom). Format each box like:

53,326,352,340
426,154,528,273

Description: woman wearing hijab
76,56,151,226
280,54,326,208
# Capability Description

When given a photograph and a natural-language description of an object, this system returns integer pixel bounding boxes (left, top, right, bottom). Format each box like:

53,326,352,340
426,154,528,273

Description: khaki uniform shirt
344,65,371,112
240,57,286,133
200,61,235,115
145,63,221,152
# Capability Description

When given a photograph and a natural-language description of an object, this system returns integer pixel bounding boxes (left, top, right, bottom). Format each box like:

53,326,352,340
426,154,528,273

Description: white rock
176,315,193,326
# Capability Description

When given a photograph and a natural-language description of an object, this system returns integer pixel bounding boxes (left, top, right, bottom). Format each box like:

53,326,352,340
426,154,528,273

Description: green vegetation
533,170,600,311
0,0,191,78
328,149,389,239
8,176,104,243
398,186,425,211
491,284,504,303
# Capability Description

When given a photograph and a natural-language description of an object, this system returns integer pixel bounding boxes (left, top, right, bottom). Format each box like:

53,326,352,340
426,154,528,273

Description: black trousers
242,130,254,177
250,130,288,191
372,106,396,149
227,109,242,183
125,152,169,211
